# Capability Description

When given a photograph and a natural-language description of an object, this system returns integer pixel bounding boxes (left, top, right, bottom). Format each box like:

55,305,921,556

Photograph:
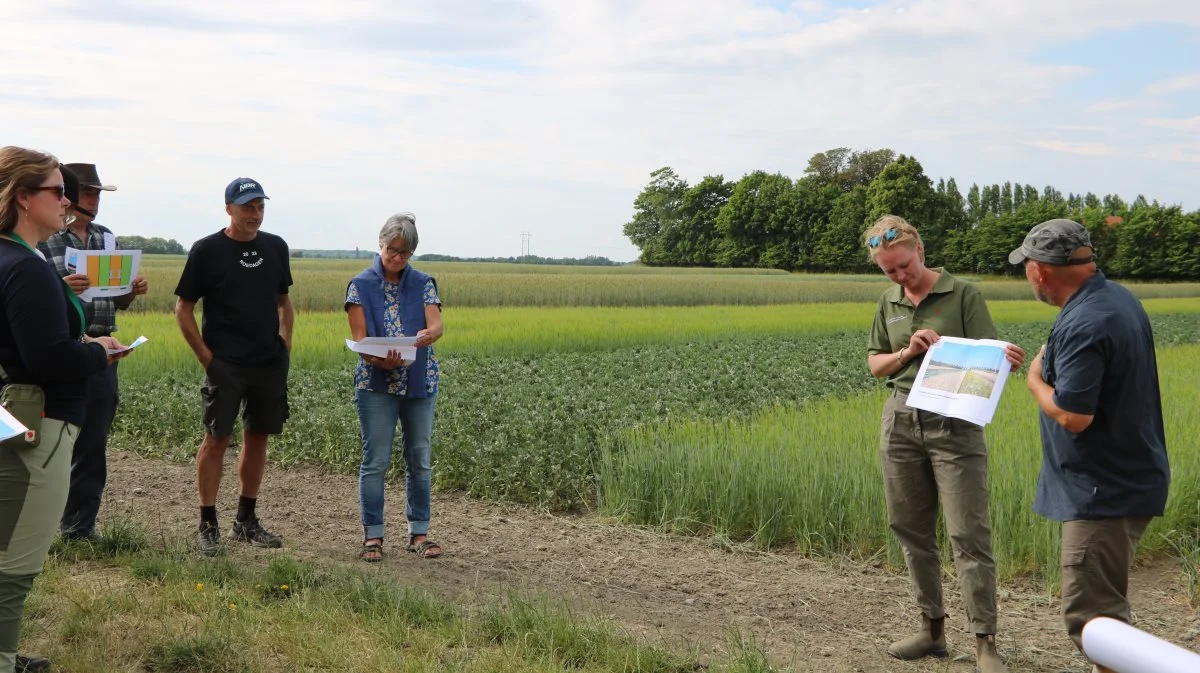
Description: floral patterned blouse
346,277,440,396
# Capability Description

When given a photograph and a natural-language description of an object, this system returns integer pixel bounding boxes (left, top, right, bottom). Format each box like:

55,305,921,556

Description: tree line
415,254,622,266
116,236,186,255
623,148,1200,279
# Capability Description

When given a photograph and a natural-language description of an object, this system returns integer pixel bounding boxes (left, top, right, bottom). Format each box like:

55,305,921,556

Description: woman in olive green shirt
864,215,1024,673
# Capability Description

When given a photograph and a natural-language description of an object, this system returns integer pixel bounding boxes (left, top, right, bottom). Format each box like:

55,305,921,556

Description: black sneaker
197,523,223,557
231,518,282,548
15,654,50,672
61,529,97,543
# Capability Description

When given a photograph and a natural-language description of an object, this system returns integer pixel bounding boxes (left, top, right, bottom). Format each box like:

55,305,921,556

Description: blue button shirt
1033,272,1170,521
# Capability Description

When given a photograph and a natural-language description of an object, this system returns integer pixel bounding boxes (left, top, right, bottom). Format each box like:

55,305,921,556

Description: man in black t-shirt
174,177,294,556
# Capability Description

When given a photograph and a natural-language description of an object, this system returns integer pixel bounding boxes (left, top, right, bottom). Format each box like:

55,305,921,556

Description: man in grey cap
1010,219,1170,670
38,163,149,541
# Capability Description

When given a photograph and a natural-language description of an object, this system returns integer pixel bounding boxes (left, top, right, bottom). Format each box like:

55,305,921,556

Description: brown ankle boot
975,634,1007,673
888,615,947,660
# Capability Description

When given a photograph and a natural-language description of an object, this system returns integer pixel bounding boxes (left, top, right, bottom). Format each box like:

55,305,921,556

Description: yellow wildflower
195,583,204,592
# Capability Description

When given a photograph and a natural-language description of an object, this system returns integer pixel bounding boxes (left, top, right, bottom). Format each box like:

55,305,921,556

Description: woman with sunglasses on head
0,147,128,673
864,215,1024,673
345,212,444,563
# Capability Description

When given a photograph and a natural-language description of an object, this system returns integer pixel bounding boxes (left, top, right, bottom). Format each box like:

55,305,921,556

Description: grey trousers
1062,517,1152,653
0,419,77,672
880,391,999,635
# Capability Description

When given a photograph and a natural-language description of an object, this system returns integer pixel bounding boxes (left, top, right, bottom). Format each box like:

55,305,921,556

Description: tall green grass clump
602,345,1200,583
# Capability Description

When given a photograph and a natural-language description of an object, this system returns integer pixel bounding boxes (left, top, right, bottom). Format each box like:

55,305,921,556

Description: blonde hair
0,146,59,233
863,214,922,262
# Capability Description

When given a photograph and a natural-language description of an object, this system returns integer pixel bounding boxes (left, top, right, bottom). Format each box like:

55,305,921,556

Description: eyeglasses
384,246,414,258
868,228,899,248
34,184,66,199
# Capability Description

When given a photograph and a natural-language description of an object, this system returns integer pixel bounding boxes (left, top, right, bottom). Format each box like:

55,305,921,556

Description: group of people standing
0,144,1175,673
0,146,444,672
865,215,1170,673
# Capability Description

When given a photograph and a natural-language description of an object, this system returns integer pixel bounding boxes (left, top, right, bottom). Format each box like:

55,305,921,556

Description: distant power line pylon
521,231,531,257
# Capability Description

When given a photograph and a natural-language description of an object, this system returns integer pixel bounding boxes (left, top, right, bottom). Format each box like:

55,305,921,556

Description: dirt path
102,450,1197,673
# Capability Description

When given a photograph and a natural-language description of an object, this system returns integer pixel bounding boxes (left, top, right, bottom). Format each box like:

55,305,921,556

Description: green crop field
110,258,1200,581
132,255,1200,311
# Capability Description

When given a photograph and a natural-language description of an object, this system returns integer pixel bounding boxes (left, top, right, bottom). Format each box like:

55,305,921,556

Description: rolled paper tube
1082,617,1200,673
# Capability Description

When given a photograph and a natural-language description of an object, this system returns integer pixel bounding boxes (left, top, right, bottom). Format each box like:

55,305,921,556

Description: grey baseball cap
1008,219,1094,265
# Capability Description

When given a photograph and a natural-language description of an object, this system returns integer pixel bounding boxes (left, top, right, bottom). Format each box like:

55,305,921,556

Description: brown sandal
404,536,442,558
359,540,384,562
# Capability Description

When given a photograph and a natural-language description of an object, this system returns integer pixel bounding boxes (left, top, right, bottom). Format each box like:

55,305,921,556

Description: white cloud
1086,98,1163,113
1054,125,1107,132
1143,116,1200,132
1145,143,1200,163
1,0,1198,258
791,0,827,14
1026,140,1117,157
1145,72,1200,96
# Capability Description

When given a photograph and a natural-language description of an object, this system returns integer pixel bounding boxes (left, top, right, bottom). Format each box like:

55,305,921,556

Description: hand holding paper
346,337,416,366
64,273,90,294
104,335,148,356
904,336,1014,426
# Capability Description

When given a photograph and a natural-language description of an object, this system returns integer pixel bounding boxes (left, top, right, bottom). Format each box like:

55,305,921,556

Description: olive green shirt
867,269,997,393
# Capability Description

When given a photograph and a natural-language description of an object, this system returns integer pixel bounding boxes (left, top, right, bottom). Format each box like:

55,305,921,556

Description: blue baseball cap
224,177,269,205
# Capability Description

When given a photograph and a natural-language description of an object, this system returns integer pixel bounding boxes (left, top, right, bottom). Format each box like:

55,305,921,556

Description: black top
174,230,293,367
1033,272,1171,521
0,238,108,426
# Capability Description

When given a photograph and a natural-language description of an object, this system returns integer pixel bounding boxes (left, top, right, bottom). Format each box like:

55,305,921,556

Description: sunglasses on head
868,228,898,248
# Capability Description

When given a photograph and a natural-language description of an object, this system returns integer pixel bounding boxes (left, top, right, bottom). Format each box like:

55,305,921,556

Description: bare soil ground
100,450,1197,673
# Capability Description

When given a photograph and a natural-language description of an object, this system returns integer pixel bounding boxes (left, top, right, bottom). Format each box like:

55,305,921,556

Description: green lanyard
5,232,88,334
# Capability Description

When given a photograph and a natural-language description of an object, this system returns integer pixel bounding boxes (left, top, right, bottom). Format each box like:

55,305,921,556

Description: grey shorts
201,357,290,437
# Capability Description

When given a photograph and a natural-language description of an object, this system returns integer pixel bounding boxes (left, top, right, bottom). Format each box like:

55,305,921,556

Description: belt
86,330,112,339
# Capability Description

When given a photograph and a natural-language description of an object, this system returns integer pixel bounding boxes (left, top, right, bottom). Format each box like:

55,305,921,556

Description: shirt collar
1058,271,1106,321
888,268,955,306
62,222,101,245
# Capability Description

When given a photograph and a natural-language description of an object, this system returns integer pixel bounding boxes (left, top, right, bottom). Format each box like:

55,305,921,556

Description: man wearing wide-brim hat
1012,219,1170,672
37,163,149,542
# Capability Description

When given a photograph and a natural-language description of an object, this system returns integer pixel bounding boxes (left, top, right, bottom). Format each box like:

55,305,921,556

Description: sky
929,340,1005,371
2,1,1198,262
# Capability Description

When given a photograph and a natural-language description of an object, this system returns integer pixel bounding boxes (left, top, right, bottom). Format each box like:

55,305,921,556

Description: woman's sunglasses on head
868,228,899,248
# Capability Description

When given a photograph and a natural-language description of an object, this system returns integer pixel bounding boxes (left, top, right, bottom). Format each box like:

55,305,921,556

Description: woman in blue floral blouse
345,213,443,561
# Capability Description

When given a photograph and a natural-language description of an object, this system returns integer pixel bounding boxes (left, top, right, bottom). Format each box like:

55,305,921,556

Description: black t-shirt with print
175,229,292,367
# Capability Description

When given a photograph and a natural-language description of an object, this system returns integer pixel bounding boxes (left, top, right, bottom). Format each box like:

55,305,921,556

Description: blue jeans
355,390,436,541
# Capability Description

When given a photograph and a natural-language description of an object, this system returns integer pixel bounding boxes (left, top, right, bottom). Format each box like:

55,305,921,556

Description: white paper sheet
0,404,29,442
903,336,1012,426
105,335,149,356
65,247,142,301
1083,617,1200,673
345,337,417,365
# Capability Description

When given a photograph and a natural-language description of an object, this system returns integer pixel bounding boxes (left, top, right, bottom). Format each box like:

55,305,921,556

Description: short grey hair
379,212,418,252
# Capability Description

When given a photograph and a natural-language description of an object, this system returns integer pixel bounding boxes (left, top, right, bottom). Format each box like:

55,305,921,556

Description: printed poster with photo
904,336,1013,426
65,247,142,302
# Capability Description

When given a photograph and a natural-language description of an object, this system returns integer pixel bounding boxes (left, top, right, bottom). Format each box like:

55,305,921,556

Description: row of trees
623,148,1200,279
116,236,186,255
416,254,622,266
290,250,622,266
